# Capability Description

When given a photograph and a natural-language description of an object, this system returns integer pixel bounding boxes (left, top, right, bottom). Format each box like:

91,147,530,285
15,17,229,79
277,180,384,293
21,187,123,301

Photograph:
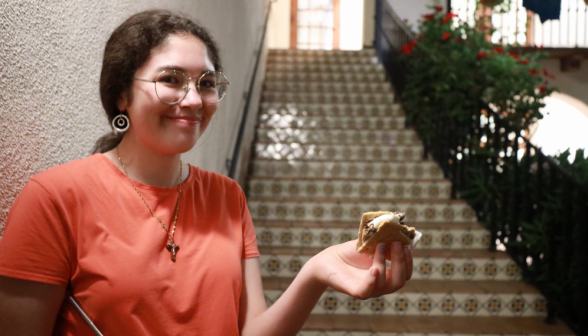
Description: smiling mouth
166,116,202,125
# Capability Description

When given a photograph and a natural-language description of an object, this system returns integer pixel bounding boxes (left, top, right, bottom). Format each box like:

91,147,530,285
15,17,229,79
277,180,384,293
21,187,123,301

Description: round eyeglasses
134,70,230,104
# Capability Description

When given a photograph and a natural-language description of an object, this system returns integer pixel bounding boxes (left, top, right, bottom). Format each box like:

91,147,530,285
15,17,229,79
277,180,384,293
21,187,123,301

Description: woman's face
118,34,219,155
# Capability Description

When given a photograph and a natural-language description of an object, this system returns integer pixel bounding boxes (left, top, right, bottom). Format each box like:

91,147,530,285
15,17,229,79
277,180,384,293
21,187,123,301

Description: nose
179,81,203,109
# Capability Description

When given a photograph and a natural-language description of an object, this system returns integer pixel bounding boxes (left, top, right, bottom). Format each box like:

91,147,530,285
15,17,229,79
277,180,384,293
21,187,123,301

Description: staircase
246,49,574,336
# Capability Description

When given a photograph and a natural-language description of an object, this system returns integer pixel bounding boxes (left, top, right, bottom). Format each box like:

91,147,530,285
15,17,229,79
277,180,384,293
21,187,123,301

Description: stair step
248,179,452,200
263,278,538,294
253,143,423,161
263,81,392,93
253,221,481,230
260,102,403,117
300,315,573,335
255,226,489,249
266,63,383,74
250,161,444,179
248,200,476,223
258,251,521,281
255,129,421,146
267,54,378,64
257,115,404,130
264,290,544,317
265,72,387,83
262,92,395,105
269,49,377,57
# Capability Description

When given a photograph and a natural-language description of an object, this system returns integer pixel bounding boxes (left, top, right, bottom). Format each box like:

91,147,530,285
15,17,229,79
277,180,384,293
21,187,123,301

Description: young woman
0,10,413,336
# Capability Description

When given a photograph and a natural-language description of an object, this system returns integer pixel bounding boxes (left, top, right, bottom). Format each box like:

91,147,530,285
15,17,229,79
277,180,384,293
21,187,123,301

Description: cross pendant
166,239,180,262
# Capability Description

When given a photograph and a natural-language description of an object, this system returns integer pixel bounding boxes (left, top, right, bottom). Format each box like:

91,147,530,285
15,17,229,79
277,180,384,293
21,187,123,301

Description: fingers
404,245,413,281
373,243,387,289
385,242,406,293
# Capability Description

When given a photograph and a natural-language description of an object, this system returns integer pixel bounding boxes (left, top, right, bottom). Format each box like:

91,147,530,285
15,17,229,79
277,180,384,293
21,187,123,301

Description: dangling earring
112,113,130,133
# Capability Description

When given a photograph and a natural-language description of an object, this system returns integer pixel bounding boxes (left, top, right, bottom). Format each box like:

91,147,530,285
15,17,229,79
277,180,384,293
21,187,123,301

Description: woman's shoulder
30,154,104,192
192,167,243,194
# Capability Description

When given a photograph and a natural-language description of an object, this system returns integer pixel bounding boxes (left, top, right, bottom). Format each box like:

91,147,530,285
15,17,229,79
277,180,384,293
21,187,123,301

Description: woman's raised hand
308,240,413,300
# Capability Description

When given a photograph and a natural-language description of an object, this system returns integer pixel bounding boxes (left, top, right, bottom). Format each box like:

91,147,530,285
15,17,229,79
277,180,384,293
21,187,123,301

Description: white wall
539,59,588,107
387,0,446,29
0,0,267,230
267,0,291,49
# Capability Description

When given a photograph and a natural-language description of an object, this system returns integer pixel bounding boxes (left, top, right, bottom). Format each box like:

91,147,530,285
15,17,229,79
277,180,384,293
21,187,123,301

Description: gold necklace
116,146,183,261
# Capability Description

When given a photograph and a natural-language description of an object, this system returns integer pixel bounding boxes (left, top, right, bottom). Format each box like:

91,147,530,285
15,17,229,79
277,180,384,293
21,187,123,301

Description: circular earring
112,113,130,133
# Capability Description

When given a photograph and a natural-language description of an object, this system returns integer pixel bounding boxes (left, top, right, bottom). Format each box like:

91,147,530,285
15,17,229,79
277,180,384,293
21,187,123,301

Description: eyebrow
155,65,215,75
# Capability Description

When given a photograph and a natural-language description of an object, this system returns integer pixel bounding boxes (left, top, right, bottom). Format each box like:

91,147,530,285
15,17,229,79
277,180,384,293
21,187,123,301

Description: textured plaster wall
0,0,267,233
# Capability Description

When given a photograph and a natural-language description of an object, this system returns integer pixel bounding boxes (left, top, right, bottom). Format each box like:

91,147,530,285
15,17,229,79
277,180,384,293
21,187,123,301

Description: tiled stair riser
259,255,520,281
268,54,378,64
256,129,422,146
264,290,545,317
265,72,387,82
257,116,405,130
255,227,490,250
250,161,445,180
262,92,395,105
247,180,452,200
269,49,376,56
248,201,477,223
260,102,404,117
254,144,424,161
263,82,392,93
266,63,383,73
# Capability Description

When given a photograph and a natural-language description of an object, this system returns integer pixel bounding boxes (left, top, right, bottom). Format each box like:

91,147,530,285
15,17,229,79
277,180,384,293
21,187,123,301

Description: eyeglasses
134,70,230,104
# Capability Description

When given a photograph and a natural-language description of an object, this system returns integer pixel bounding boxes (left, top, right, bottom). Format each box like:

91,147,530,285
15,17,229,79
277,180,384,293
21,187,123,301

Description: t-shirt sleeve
0,178,71,287
239,188,259,259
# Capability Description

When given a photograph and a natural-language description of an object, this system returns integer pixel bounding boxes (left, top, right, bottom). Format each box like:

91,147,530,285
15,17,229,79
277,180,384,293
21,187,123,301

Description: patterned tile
253,144,424,161
297,333,570,336
257,116,405,131
263,81,392,94
262,92,395,105
260,102,404,117
250,161,444,179
264,71,387,83
265,63,383,74
255,227,489,249
265,290,545,317
248,180,451,200
259,255,521,281
248,201,476,223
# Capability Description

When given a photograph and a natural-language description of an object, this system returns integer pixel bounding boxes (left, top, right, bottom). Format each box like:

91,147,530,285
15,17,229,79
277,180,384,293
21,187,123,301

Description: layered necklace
116,146,183,261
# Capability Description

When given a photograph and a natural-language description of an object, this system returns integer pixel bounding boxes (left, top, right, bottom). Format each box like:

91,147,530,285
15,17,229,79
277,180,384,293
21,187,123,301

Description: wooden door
291,0,340,49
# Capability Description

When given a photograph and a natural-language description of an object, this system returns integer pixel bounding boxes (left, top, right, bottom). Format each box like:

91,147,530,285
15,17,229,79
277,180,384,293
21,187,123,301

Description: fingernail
380,244,386,253
370,267,377,277
394,242,402,252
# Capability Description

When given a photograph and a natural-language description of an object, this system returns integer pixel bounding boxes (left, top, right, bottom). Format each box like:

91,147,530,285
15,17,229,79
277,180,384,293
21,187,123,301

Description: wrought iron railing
375,0,588,335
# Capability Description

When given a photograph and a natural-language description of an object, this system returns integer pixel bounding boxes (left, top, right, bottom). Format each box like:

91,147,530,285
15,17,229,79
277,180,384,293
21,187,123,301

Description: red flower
443,13,458,23
403,18,409,23
435,6,443,12
507,52,520,60
423,14,436,20
493,46,504,53
409,40,418,47
442,33,451,40
477,51,487,59
543,68,556,79
418,34,424,39
520,60,530,65
540,86,547,93
401,44,414,55
529,69,539,75
456,38,465,43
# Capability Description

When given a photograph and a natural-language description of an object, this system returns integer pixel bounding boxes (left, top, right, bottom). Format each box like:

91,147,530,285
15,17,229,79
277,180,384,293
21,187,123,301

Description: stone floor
246,49,574,336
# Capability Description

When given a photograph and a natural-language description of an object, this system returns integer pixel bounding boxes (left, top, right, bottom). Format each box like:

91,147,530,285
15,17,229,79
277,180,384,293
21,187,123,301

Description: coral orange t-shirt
0,153,259,335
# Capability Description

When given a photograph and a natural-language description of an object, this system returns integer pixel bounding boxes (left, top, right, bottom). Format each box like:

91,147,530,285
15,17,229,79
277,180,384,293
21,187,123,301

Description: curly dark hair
92,9,222,154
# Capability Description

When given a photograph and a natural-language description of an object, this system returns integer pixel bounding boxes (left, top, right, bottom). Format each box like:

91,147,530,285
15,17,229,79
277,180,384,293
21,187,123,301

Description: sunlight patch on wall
530,92,588,160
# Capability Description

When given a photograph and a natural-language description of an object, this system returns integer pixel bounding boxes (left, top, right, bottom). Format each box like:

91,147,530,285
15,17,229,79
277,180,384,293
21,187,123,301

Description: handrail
228,0,274,179
375,1,588,335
